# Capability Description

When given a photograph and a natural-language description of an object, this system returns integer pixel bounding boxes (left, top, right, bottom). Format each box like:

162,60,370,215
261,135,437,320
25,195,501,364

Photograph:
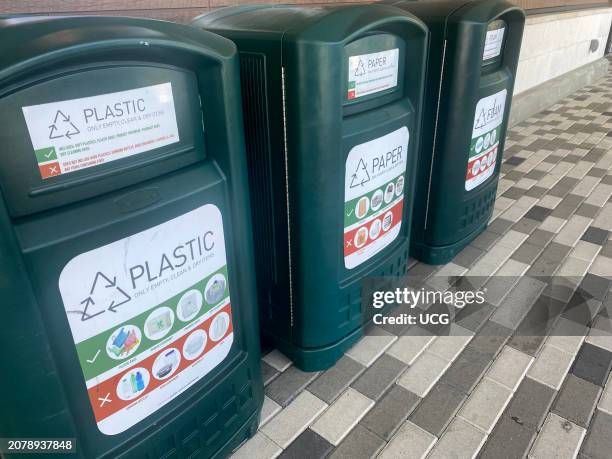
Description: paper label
483,27,505,61
58,204,233,435
344,127,408,269
22,83,179,180
466,89,507,191
348,49,399,99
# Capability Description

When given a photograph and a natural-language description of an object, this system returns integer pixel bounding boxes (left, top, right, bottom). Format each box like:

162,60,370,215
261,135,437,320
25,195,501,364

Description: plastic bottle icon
130,373,137,393
135,371,145,392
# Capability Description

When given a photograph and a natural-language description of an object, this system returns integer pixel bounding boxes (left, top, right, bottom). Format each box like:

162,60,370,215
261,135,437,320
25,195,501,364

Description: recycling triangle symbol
49,110,80,140
350,158,371,188
474,108,487,130
74,272,132,321
354,59,366,77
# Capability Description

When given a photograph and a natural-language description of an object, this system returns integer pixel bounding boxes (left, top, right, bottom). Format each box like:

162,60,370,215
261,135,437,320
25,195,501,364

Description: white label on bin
22,82,179,180
483,27,505,61
466,89,507,191
347,48,399,99
344,127,409,269
58,204,234,435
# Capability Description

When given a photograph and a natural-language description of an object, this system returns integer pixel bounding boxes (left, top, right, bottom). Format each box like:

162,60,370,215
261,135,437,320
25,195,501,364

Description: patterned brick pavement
232,66,612,459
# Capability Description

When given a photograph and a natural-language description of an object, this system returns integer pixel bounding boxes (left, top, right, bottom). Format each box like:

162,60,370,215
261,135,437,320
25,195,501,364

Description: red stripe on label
344,199,403,257
466,146,498,180
87,303,233,422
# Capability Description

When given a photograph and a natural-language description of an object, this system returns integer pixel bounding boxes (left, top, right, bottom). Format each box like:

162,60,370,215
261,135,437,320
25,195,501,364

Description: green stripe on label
344,173,405,227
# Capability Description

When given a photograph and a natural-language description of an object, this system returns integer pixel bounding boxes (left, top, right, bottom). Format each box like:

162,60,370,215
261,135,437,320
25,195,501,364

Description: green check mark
35,147,57,163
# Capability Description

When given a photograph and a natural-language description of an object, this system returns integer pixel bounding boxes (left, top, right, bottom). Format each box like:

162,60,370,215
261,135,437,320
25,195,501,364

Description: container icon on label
490,129,496,145
117,367,150,401
205,274,227,305
106,325,142,360
371,190,383,212
382,211,394,232
475,137,484,153
472,160,481,176
209,312,231,342
177,289,203,322
384,182,395,204
484,133,491,149
480,159,487,172
144,307,175,340
152,348,181,381
183,329,207,361
369,219,382,240
354,227,368,248
395,176,404,196
355,196,369,219
487,152,495,167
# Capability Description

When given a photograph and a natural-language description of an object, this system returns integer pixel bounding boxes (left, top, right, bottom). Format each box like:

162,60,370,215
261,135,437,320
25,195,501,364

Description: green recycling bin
387,0,525,264
193,5,428,371
0,16,262,459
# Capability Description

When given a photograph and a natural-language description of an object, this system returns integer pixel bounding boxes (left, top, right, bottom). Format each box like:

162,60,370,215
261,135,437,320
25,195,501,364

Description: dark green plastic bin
0,16,262,459
388,0,525,264
193,4,428,371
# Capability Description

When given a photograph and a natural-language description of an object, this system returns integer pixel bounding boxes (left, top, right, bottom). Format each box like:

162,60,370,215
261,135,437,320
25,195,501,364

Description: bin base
212,405,261,459
263,326,364,372
410,220,488,265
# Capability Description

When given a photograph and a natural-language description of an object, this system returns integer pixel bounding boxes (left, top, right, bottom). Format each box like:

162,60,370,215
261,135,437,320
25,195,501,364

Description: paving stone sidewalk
233,68,612,459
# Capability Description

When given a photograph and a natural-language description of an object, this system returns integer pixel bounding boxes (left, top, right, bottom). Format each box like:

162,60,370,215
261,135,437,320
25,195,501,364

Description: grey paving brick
525,185,548,199
278,429,334,459
468,320,513,357
491,277,548,330
328,425,385,459
379,421,436,459
453,244,485,268
512,217,541,235
409,381,468,437
479,415,537,459
360,385,421,441
231,432,282,459
553,374,602,428
579,410,612,459
527,343,575,389
308,356,365,404
262,360,280,386
524,205,553,222
487,218,514,235
471,230,502,251
581,226,611,246
266,366,320,407
529,412,586,459
528,229,557,247
575,202,602,219
579,273,612,301
504,377,557,430
455,301,496,333
550,194,584,219
511,242,544,265
427,417,486,459
505,156,527,166
458,377,513,433
440,346,492,394
311,388,374,446
503,186,528,200
571,343,612,387
562,291,603,327
352,354,406,401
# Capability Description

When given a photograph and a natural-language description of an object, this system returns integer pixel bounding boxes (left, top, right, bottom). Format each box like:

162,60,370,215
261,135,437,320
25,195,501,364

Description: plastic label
348,49,399,99
59,205,233,435
22,83,179,180
483,27,505,61
344,127,409,269
466,89,508,191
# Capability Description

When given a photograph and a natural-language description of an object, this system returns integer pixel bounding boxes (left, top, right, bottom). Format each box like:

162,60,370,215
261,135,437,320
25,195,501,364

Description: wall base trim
509,57,610,127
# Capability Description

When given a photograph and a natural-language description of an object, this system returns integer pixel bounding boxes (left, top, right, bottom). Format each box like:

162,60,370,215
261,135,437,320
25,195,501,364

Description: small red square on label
40,162,62,179
348,90,356,100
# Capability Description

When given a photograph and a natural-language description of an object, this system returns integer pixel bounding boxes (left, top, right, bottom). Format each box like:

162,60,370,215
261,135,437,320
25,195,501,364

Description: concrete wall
514,7,612,94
